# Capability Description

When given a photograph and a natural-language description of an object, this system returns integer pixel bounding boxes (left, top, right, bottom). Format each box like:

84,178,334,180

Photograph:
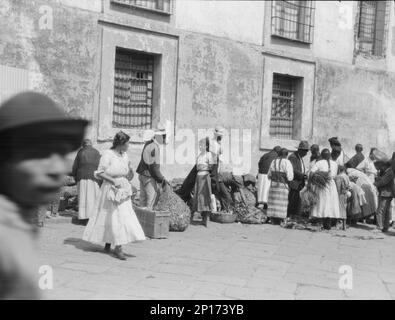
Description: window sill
271,34,312,45
111,1,172,16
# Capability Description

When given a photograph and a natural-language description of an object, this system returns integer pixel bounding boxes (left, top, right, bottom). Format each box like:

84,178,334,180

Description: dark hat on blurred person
0,91,88,150
297,140,309,150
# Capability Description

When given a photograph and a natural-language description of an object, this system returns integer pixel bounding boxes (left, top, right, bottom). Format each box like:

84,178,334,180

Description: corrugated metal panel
0,64,30,104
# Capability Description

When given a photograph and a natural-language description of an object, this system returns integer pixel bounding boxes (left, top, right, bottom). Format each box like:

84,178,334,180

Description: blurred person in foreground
0,92,87,299
71,139,101,222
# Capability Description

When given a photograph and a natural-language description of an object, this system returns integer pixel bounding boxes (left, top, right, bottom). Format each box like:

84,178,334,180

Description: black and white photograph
1,0,395,305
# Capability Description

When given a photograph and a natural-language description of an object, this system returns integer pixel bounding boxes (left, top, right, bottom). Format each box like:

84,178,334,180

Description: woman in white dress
310,149,342,230
83,132,145,260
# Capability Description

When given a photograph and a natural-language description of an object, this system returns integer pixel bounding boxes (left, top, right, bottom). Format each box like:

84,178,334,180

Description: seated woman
266,148,294,223
310,149,342,230
191,137,215,227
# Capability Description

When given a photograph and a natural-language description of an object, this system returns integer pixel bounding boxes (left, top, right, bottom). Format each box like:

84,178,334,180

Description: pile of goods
153,183,191,232
301,171,331,213
231,185,266,224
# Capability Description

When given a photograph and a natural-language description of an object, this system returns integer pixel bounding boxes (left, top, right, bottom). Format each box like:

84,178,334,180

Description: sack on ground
154,184,191,231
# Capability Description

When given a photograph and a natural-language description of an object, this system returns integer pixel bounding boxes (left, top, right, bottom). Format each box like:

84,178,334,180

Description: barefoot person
0,92,87,299
83,131,145,260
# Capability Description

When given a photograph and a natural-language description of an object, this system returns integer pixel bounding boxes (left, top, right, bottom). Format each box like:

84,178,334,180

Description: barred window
111,0,172,14
271,1,315,43
357,1,389,57
113,48,154,129
269,75,297,140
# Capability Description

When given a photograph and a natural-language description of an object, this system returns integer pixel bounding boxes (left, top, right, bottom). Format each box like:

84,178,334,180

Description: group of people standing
257,137,395,232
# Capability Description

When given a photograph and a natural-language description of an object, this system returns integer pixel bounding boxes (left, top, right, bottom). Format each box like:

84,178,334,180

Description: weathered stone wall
0,0,101,132
314,60,395,158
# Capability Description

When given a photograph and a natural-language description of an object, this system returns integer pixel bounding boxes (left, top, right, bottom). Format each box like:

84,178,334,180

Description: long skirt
267,181,289,219
83,180,145,246
257,174,270,203
77,179,100,220
311,180,342,219
193,173,212,212
359,182,378,218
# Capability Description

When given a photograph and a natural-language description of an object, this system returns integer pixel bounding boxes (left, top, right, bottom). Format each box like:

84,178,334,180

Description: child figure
192,137,215,227
335,165,351,230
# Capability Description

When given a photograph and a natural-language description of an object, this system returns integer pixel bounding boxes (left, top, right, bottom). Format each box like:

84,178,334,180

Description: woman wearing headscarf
71,139,101,221
309,149,342,230
346,168,378,221
83,131,145,260
266,148,294,223
356,148,378,183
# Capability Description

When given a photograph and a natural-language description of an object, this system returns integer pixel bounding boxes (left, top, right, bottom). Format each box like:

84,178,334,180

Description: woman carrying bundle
309,149,343,230
267,148,294,223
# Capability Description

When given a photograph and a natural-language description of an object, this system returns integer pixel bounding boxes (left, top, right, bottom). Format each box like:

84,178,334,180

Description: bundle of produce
300,171,328,212
169,178,185,191
232,191,266,224
153,183,191,231
309,171,331,190
300,186,318,214
241,187,257,207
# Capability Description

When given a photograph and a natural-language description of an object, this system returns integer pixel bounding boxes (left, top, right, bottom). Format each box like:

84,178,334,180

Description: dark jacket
288,152,306,190
136,140,165,183
375,167,395,198
71,146,101,183
258,150,278,174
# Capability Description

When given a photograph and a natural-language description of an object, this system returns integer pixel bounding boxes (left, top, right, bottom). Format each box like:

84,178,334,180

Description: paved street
38,216,395,300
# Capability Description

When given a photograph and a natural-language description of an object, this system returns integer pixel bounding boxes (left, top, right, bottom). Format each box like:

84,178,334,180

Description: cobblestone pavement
38,217,395,300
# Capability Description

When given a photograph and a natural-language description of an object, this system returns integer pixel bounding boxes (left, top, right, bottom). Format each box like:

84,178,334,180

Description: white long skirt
257,174,270,203
311,180,343,219
83,181,146,246
77,179,100,220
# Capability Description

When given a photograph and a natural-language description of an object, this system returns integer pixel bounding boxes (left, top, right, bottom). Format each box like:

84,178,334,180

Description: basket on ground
210,212,237,223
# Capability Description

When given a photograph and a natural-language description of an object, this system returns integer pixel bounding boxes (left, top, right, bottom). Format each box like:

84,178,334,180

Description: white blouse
268,158,294,181
311,159,338,178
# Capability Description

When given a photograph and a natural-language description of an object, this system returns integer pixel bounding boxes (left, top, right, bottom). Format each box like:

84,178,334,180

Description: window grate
271,1,315,43
357,1,389,57
111,0,172,14
269,75,296,140
113,49,154,129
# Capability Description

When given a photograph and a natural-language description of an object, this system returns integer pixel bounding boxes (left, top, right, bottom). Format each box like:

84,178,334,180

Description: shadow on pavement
63,237,106,254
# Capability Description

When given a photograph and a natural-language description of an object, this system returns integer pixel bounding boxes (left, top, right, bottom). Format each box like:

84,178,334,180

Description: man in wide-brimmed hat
0,91,88,299
287,140,309,217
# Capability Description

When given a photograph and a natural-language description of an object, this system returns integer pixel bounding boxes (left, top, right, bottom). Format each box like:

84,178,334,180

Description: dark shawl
258,150,278,174
71,146,101,183
345,153,365,169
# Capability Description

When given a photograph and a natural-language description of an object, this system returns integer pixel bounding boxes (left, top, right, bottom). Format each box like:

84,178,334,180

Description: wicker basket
210,212,237,223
